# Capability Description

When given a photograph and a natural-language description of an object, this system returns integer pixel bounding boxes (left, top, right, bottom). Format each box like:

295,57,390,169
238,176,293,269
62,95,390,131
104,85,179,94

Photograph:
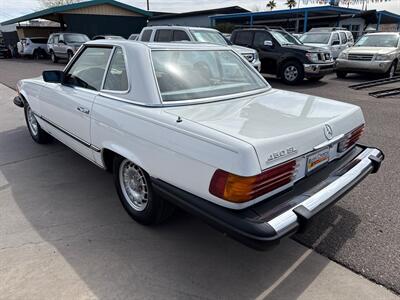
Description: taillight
338,124,365,153
209,160,297,203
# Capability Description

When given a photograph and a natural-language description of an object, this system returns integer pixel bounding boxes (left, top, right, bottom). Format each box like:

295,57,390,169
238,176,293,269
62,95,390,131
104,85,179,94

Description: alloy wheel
284,65,298,82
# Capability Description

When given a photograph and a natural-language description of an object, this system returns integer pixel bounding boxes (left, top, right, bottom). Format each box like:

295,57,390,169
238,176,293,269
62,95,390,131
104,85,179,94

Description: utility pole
147,0,149,11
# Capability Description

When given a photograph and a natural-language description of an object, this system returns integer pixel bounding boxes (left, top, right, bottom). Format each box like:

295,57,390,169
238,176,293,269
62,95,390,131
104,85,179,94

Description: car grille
348,54,374,61
318,53,331,62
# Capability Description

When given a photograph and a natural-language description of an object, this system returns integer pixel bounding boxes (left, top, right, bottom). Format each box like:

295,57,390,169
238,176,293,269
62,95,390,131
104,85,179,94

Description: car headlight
338,51,348,59
305,52,319,63
243,53,255,62
375,54,391,61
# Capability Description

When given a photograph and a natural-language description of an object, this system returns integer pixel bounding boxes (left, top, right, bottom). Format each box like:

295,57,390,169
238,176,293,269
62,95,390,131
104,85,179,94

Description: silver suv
138,26,261,71
300,27,354,59
47,33,89,63
336,32,400,78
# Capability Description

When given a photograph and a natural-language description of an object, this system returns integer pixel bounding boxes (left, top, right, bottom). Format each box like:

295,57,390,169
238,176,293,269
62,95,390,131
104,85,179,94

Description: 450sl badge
267,147,298,162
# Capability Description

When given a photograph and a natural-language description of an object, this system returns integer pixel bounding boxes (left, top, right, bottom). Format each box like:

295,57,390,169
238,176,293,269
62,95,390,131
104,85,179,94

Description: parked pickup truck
13,40,383,250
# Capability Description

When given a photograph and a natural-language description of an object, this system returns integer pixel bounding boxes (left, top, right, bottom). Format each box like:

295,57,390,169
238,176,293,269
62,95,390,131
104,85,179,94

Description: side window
155,29,173,42
340,32,347,44
65,47,112,91
172,30,190,41
141,29,152,42
346,32,354,43
53,35,59,44
331,33,340,45
234,31,253,47
48,36,53,44
103,47,128,91
253,31,272,48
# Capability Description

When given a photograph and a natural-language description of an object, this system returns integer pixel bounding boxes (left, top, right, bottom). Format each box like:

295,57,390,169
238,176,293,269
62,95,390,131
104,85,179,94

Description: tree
285,0,297,9
266,0,277,11
40,0,82,8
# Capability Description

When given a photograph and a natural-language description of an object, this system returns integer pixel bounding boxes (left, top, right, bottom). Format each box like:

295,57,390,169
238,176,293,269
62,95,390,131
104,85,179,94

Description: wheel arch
101,146,146,174
278,57,303,76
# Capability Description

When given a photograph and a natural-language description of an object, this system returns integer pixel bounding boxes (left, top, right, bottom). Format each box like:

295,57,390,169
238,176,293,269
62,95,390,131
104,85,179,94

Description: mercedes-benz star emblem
324,124,333,140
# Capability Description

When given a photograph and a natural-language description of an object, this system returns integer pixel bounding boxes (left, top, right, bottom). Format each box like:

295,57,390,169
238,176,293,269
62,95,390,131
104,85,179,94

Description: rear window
155,30,172,42
340,32,347,44
172,30,190,42
30,38,48,44
141,30,152,42
152,50,267,102
233,31,253,46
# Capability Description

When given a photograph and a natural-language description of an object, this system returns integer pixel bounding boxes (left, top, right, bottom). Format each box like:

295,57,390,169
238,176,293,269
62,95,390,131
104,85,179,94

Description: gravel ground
1,57,399,294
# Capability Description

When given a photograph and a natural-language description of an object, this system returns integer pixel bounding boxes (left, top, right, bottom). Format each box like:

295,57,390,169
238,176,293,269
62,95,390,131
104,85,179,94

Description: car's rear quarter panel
91,96,262,208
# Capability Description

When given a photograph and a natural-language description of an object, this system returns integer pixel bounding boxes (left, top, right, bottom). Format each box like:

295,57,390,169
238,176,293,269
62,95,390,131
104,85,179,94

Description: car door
339,31,348,52
39,46,113,160
52,34,60,55
330,32,341,59
253,31,278,74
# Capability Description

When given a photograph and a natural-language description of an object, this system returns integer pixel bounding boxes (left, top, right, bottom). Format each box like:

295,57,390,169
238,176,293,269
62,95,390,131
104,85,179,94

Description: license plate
306,148,330,173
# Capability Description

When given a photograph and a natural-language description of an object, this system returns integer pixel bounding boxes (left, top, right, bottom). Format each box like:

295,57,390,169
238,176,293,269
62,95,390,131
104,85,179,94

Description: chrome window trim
63,44,114,92
149,48,270,107
100,45,131,94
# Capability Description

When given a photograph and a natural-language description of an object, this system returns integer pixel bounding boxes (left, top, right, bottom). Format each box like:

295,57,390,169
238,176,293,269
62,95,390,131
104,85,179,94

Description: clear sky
0,0,399,23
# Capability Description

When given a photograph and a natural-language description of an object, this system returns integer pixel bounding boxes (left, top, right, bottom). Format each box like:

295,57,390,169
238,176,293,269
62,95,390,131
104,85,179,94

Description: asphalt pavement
0,57,399,298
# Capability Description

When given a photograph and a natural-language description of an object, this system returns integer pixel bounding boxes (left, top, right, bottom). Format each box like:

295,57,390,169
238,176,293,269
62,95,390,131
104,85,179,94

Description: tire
336,71,347,78
385,61,397,78
113,156,175,225
24,101,52,144
308,76,324,82
280,60,304,85
67,51,73,62
32,50,39,60
50,51,58,63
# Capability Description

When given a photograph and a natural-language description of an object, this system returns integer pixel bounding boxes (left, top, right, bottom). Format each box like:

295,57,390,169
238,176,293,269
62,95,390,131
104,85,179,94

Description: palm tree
266,0,277,11
286,0,297,9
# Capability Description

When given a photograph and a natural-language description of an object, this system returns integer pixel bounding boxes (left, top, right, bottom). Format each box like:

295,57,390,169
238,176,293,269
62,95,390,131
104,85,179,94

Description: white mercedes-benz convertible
14,40,383,249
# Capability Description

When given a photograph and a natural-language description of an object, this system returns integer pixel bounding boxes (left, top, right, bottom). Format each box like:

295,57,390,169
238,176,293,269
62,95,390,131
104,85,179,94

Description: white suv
138,26,261,71
18,37,48,59
300,28,354,59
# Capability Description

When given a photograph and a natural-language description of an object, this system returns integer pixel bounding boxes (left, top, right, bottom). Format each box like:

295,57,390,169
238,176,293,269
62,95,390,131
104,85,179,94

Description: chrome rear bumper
152,145,384,250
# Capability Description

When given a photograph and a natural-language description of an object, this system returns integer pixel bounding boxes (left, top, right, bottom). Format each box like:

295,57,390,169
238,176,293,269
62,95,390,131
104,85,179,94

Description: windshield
355,34,399,47
190,30,228,46
299,33,330,44
64,34,89,43
270,31,302,45
152,50,268,102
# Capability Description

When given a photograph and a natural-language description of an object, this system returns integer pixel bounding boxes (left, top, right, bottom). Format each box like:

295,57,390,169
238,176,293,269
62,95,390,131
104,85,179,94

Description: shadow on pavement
0,125,362,299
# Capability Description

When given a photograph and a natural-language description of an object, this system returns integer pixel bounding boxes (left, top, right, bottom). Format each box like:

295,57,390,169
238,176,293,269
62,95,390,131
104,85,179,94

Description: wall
62,14,148,38
148,15,212,27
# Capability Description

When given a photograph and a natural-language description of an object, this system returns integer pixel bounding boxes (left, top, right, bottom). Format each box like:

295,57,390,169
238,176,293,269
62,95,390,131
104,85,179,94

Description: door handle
77,106,90,114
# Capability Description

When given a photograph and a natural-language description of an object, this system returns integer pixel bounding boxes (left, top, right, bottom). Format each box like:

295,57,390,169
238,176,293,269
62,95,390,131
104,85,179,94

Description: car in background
18,37,48,59
335,32,400,78
299,27,354,59
128,34,139,40
92,35,125,40
0,44,11,58
231,27,334,84
137,26,261,71
47,32,89,63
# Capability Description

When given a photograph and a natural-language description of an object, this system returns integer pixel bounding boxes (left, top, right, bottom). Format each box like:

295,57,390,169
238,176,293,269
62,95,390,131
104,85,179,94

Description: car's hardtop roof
85,39,230,51
143,25,218,32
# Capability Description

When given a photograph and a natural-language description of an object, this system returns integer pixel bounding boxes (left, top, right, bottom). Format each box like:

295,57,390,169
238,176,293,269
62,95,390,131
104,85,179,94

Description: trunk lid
165,89,364,170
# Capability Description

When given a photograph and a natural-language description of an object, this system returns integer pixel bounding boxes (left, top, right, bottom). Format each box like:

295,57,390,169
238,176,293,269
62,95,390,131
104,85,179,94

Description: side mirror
42,70,64,83
264,40,273,47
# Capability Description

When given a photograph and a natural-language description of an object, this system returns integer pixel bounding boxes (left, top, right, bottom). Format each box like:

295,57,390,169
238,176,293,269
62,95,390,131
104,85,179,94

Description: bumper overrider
304,62,335,77
152,145,383,250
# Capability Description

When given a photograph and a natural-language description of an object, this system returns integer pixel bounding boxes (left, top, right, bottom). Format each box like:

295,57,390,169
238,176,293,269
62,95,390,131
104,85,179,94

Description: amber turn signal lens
209,160,297,203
